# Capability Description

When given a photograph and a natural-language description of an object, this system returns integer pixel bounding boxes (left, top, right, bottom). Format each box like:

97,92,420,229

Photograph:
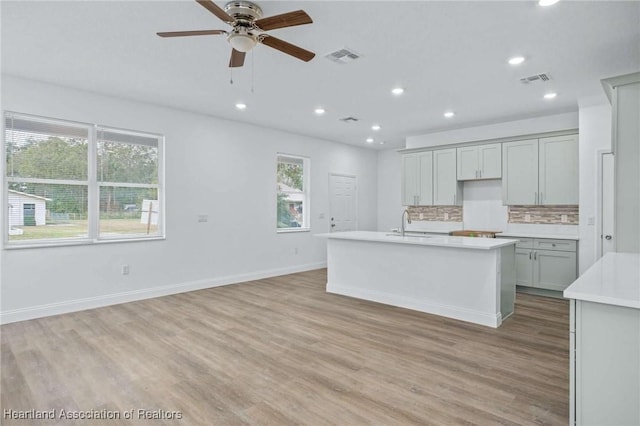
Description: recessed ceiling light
371,124,381,131
391,87,404,95
379,141,385,145
539,0,560,6
314,107,325,115
235,103,247,110
366,137,374,143
544,92,557,99
508,56,525,65
444,111,455,118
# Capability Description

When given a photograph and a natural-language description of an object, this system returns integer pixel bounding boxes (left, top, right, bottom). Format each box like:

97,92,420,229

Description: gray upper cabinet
502,139,539,205
401,152,433,206
539,135,578,205
433,148,462,205
402,153,418,206
502,135,578,205
457,143,502,180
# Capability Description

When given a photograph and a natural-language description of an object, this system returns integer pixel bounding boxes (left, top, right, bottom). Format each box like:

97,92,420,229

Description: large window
4,112,164,246
276,154,309,231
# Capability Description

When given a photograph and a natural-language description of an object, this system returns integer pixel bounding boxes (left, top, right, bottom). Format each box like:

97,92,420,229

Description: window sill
277,228,310,234
4,236,166,250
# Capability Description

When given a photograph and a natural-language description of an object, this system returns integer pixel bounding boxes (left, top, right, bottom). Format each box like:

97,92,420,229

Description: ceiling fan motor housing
224,1,263,22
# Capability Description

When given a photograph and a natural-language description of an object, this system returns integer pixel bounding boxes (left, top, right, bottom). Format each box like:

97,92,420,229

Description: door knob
331,224,336,227
605,235,612,240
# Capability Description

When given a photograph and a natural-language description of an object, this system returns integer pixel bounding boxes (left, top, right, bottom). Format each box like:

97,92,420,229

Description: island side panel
500,245,516,320
326,238,502,327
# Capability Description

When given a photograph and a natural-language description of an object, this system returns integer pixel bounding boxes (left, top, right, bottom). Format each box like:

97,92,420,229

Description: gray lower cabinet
570,300,640,425
513,238,577,291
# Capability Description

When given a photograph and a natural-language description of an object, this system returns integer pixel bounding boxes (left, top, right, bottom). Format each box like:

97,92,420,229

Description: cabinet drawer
534,239,577,252
515,238,534,249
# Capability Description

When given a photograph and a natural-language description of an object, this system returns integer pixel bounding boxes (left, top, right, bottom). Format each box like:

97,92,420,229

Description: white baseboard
327,282,501,328
1,262,327,324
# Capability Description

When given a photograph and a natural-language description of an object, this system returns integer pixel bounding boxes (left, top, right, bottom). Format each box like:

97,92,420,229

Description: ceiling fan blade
196,0,234,23
157,30,226,38
260,35,315,62
229,49,246,68
255,10,312,31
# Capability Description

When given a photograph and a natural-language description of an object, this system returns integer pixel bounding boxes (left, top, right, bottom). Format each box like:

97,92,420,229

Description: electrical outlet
525,214,531,222
587,216,595,226
121,264,130,275
319,213,325,219
197,214,208,223
561,214,568,223
419,213,424,220
444,212,449,221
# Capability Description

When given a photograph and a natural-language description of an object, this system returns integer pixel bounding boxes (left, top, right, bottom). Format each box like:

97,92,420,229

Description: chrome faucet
401,209,412,236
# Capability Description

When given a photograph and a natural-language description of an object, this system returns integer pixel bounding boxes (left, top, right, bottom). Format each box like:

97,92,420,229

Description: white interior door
329,174,356,232
601,153,615,256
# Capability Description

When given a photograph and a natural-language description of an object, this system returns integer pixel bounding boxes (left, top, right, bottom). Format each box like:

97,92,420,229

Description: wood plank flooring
1,269,569,425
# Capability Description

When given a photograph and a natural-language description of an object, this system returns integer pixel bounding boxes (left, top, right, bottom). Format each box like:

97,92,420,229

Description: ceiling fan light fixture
228,32,257,52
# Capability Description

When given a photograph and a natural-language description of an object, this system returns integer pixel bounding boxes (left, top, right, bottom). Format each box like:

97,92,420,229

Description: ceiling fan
157,0,315,68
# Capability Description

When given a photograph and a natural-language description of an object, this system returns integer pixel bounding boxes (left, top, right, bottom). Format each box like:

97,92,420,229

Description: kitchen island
318,231,518,328
564,253,640,426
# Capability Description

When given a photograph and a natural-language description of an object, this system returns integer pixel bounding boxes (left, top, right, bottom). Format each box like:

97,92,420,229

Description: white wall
0,75,379,323
462,180,508,231
578,103,612,273
406,112,578,149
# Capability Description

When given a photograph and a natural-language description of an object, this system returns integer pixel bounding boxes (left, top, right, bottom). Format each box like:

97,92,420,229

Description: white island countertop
564,253,640,309
317,231,518,250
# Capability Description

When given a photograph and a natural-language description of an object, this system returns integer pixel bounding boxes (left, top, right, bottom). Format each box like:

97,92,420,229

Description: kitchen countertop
317,231,518,250
496,232,579,240
564,253,640,309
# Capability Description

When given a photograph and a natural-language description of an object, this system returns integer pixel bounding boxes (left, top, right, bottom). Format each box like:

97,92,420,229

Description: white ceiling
2,1,639,149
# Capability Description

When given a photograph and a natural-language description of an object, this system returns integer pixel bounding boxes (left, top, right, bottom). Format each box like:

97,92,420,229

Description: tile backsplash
508,205,579,225
407,206,462,222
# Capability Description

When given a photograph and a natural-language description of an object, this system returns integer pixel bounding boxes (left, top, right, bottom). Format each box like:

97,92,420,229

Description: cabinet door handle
534,192,538,205
540,192,543,204
534,251,537,260
479,170,482,178
529,251,532,260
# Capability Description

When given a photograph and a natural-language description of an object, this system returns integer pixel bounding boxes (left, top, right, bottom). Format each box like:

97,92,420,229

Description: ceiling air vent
339,116,360,123
520,73,552,84
325,47,361,64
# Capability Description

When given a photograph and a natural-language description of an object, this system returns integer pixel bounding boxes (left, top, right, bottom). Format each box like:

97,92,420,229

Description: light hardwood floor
1,269,569,425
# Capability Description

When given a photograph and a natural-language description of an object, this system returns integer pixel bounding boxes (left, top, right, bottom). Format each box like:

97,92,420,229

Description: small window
276,154,309,231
